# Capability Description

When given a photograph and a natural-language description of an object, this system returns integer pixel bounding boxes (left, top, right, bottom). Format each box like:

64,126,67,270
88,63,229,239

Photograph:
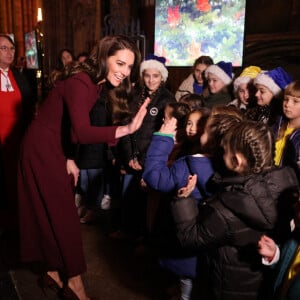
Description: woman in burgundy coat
18,35,149,300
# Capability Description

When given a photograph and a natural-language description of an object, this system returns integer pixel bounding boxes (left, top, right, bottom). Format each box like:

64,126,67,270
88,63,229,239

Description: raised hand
159,117,177,136
115,97,151,138
127,97,151,134
258,235,277,260
177,174,197,198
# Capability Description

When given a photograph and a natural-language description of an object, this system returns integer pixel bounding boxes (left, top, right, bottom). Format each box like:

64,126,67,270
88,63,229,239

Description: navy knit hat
140,54,168,81
205,61,233,85
254,67,293,97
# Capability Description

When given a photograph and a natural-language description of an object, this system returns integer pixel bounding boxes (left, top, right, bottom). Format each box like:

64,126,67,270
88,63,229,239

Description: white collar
0,67,9,73
0,68,14,91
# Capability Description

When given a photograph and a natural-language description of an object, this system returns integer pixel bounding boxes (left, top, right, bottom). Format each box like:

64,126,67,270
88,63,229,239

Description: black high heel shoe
37,273,61,293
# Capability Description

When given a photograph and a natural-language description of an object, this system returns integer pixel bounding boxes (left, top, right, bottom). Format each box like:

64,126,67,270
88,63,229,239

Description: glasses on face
0,46,16,52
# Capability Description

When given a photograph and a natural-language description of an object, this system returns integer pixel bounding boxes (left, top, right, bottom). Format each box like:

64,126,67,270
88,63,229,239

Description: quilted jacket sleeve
171,196,230,250
143,134,191,193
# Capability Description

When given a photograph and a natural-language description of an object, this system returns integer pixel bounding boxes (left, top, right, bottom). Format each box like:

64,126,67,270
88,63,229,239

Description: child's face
255,84,273,106
200,115,215,146
200,125,209,146
237,83,250,105
223,146,247,174
143,68,163,93
283,95,300,122
207,73,226,94
164,105,173,122
186,111,202,137
193,63,208,85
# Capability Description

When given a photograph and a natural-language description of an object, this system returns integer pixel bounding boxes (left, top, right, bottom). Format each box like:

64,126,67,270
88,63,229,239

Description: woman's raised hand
128,97,151,134
115,97,151,138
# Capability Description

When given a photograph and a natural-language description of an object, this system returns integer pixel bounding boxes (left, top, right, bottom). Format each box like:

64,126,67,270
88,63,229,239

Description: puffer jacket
143,134,214,201
117,85,175,170
171,166,299,300
75,95,108,169
142,134,214,279
175,73,195,101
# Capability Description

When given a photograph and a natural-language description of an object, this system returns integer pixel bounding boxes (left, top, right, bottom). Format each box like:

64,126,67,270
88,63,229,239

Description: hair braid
246,128,264,173
223,121,274,175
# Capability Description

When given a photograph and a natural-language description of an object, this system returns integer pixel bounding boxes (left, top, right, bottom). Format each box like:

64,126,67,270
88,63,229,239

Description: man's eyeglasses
0,46,16,52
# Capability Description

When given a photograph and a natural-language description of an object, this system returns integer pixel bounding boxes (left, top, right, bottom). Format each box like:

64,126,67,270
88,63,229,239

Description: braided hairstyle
222,120,275,174
200,111,244,175
201,107,244,156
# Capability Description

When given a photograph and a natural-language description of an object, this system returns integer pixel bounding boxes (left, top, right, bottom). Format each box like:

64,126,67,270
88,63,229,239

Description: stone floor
0,211,178,300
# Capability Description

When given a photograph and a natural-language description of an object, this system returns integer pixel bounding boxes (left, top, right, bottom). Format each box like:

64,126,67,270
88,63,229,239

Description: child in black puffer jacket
170,120,299,300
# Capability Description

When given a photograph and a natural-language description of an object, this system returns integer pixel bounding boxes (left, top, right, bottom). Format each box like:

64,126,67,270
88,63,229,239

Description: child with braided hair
143,106,243,300
170,120,299,300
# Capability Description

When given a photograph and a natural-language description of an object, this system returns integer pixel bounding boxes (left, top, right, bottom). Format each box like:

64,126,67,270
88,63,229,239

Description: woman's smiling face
106,49,134,87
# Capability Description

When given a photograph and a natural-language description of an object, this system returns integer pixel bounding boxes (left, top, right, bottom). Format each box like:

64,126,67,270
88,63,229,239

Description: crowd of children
140,56,300,299
4,42,298,299
65,51,300,299
64,49,300,299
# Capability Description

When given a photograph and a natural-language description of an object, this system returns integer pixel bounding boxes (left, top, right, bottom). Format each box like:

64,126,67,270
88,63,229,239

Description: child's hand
159,117,177,136
177,174,197,198
140,178,149,191
258,235,277,260
128,158,142,171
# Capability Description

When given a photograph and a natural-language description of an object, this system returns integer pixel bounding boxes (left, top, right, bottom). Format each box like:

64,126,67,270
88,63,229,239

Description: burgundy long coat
18,72,117,277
